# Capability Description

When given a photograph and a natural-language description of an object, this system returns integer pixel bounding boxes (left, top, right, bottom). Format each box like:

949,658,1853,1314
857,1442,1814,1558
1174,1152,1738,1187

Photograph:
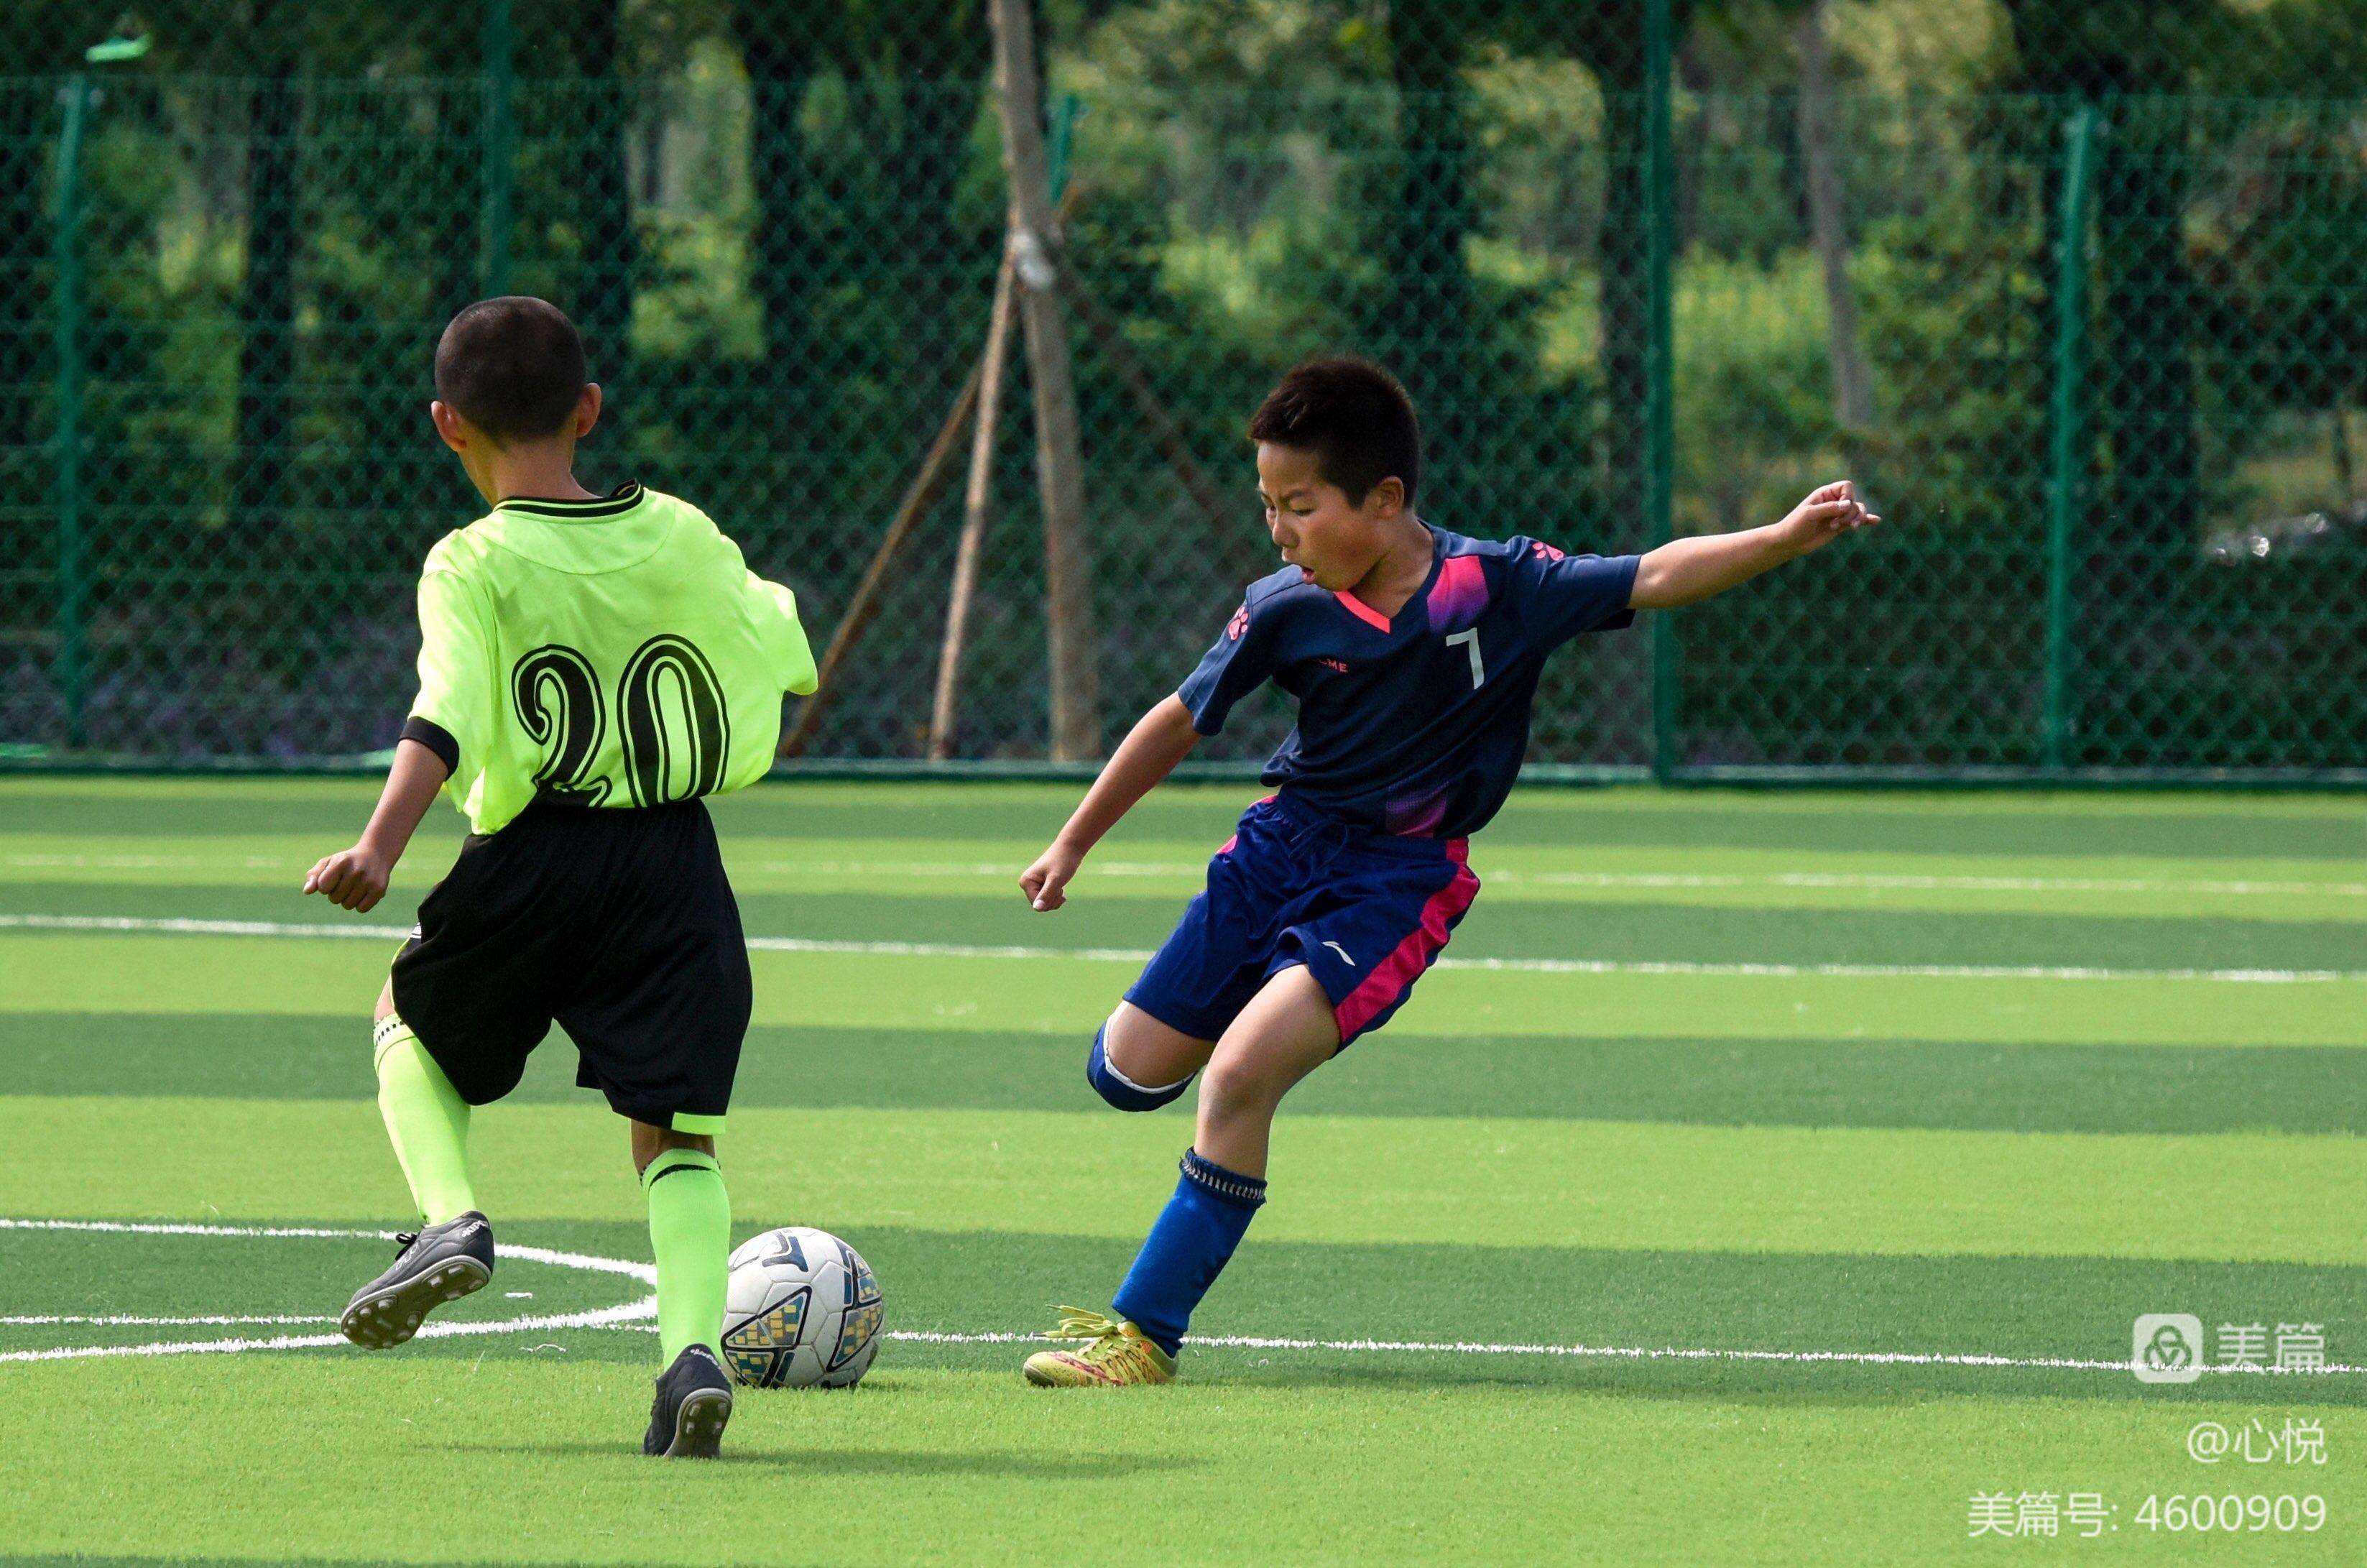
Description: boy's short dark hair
434,296,587,445
1247,355,1421,505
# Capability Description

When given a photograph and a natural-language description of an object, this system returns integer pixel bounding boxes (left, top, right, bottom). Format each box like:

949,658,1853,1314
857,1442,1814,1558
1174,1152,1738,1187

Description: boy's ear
1365,475,1406,519
429,400,469,453
573,382,602,438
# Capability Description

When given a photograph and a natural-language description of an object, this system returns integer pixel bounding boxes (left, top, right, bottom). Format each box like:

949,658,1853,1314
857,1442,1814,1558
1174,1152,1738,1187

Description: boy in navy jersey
1016,356,1876,1386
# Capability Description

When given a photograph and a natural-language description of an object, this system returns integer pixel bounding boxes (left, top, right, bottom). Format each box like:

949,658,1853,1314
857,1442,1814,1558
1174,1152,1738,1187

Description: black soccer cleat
644,1344,734,1459
340,1211,496,1350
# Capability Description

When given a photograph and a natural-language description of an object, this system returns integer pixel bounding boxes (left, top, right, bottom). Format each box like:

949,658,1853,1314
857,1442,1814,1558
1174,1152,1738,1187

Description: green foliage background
1,1,2360,772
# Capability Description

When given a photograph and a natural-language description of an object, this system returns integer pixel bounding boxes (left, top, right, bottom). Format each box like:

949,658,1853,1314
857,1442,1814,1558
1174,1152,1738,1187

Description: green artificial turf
1,778,2361,1565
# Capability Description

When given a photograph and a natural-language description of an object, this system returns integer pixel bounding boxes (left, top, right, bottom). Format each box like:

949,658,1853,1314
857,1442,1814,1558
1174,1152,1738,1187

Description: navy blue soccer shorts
1123,794,1481,1048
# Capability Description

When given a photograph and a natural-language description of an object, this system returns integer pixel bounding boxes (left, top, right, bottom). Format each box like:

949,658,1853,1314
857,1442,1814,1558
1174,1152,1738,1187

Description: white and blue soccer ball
721,1226,884,1390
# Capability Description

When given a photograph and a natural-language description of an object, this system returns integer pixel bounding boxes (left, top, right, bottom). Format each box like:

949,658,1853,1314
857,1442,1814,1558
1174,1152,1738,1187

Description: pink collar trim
1332,591,1391,632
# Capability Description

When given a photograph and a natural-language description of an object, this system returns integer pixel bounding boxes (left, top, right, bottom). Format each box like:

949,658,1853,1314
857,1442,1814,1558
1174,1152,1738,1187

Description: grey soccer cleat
644,1344,734,1459
340,1211,496,1349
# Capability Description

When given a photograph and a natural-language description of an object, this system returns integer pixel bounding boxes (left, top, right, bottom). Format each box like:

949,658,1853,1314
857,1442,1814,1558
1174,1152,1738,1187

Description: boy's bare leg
1102,1000,1217,1089
632,1120,716,1173
1191,965,1339,1178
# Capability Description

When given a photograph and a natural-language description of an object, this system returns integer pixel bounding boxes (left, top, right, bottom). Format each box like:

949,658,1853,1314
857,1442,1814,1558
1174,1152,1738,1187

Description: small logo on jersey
1529,540,1566,563
1226,604,1249,641
1316,656,1349,673
1321,941,1357,968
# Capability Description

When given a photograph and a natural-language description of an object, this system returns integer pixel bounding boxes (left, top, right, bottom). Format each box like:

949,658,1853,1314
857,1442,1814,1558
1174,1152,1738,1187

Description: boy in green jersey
302,297,817,1457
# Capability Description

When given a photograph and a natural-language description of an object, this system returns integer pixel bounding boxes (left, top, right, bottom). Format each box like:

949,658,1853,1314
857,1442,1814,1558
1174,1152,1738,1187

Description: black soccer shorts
388,796,752,1132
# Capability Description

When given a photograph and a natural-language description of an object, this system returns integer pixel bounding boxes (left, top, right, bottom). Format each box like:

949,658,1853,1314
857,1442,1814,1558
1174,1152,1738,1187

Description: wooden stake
778,355,986,759
928,245,1021,760
990,0,1099,760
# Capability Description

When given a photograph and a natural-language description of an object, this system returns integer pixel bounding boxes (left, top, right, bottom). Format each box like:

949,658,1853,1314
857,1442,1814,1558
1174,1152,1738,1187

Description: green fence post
482,0,514,295
2041,105,2100,773
1644,0,1678,781
51,73,91,750
1046,93,1081,203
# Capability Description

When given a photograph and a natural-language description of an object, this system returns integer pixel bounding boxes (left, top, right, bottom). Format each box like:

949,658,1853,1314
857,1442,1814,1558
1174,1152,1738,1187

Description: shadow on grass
1190,1352,2367,1408
457,1441,1201,1478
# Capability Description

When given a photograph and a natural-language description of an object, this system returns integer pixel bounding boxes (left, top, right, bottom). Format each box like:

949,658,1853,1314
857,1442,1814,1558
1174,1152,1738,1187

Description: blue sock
1109,1148,1266,1357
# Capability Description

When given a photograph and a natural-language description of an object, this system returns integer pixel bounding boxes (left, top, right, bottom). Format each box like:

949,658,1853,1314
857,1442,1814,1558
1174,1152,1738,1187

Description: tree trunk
738,4,826,428
232,12,298,551
1998,0,2201,557
1380,0,1477,504
575,0,636,385
2093,110,2197,557
892,9,992,415
1794,1,1874,431
1584,6,1650,527
989,0,1098,760
0,84,55,512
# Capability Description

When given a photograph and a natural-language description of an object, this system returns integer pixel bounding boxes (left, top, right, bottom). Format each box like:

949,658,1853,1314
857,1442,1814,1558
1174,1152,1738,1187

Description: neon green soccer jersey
405,483,817,834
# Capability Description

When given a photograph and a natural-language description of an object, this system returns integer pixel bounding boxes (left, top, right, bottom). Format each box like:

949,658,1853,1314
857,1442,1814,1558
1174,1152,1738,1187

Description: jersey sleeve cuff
400,715,460,777
1178,688,1224,736
1602,553,1643,629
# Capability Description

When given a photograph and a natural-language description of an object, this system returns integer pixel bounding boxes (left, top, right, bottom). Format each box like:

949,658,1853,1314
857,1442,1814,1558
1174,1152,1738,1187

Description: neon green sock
642,1147,729,1364
373,1015,476,1226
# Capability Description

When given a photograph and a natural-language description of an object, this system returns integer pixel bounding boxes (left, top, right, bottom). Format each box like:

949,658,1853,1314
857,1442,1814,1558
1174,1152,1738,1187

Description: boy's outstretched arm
1628,481,1878,610
1021,696,1201,912
303,737,451,913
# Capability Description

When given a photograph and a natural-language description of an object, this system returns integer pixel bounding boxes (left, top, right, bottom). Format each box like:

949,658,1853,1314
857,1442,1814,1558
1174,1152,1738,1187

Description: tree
1793,0,1873,433
1995,0,2204,559
0,9,86,522
737,0,839,420
1559,1,1698,527
1378,0,1482,504
568,0,638,383
231,0,300,545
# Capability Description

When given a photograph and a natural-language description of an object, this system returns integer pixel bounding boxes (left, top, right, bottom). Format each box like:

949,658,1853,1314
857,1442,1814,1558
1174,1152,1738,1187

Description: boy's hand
1775,481,1879,556
1020,841,1085,913
303,844,393,913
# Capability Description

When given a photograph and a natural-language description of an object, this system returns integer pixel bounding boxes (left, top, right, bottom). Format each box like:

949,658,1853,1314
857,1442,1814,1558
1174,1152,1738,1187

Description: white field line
1,1314,337,1326
0,1217,653,1365
12,852,2365,902
4,1219,2358,1380
4,854,291,870
1,913,2358,984
744,861,2367,901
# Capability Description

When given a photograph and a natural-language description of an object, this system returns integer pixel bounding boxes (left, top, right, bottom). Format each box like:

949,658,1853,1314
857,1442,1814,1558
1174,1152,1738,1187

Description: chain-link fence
1,0,2362,778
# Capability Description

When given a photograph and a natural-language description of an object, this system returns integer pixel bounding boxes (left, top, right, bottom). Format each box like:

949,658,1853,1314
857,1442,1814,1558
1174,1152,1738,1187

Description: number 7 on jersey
1446,627,1484,688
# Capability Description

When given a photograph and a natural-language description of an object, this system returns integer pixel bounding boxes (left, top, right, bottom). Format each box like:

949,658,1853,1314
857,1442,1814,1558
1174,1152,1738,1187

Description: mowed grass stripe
3,778,2360,859
5,931,2357,1046
12,1013,2364,1138
4,1097,2361,1265
5,1361,2360,1567
7,882,2356,973
11,834,2364,923
5,1221,2361,1408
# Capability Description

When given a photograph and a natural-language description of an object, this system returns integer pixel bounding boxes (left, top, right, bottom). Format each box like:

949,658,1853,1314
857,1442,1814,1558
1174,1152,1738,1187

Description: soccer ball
721,1226,884,1389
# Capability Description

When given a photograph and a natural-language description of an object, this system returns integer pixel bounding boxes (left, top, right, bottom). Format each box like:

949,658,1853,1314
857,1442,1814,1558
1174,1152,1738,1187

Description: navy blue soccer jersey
1176,525,1638,839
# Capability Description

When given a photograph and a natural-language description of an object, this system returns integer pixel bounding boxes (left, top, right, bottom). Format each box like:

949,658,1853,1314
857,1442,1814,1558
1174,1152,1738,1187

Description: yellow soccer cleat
1021,1306,1178,1387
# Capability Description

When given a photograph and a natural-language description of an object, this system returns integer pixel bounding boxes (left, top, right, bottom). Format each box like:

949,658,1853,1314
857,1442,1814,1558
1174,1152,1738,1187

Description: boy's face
1255,441,1406,591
